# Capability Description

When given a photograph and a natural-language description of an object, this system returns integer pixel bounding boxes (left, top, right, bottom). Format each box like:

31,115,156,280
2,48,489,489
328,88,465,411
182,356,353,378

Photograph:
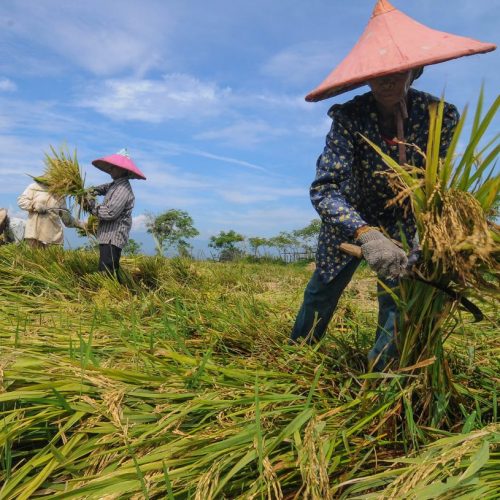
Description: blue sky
0,0,498,254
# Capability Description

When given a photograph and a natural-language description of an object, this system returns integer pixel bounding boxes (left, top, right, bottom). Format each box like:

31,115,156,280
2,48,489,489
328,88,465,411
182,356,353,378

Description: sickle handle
339,243,363,259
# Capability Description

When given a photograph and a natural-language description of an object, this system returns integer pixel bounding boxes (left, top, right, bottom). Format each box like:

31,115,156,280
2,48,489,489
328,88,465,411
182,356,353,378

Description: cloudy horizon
0,0,497,253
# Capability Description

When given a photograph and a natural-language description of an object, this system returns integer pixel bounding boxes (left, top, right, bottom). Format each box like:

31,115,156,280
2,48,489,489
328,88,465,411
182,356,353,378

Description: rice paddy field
0,245,498,499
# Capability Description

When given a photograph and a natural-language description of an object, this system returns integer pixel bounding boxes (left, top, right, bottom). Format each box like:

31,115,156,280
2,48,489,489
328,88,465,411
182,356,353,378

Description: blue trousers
290,259,398,370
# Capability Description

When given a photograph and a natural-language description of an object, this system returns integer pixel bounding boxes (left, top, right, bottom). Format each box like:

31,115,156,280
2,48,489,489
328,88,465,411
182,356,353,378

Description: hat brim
305,0,496,102
92,159,146,180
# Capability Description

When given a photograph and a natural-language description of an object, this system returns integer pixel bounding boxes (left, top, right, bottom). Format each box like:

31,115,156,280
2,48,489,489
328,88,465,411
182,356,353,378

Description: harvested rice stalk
76,214,99,238
364,91,499,426
339,424,500,500
365,92,499,296
421,189,498,289
42,144,94,215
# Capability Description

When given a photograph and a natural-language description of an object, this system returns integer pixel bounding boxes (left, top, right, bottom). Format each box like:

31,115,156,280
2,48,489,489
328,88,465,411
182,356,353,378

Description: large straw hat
306,0,496,102
92,149,146,180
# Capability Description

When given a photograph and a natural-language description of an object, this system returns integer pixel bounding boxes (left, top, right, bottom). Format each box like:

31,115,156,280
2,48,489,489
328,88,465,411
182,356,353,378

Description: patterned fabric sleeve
439,103,460,157
95,183,131,221
310,107,367,239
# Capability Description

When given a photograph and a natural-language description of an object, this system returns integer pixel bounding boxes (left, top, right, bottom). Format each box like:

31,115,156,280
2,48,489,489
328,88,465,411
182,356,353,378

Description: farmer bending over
85,149,146,278
290,0,495,370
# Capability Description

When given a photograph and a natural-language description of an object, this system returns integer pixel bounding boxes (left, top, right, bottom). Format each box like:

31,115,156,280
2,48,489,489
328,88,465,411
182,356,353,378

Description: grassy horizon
0,245,498,498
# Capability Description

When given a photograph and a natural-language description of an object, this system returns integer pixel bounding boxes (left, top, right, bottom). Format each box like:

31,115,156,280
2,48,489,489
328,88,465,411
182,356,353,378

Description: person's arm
94,183,131,221
58,198,83,228
90,183,112,196
17,184,36,212
310,107,367,241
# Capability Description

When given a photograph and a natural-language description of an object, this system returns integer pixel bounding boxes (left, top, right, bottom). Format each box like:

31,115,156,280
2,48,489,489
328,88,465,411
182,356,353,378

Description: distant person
0,208,25,244
290,0,495,370
85,149,146,278
17,177,84,248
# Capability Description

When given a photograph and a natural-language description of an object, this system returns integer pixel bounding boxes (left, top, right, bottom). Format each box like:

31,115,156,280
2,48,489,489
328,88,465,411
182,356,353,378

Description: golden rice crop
364,90,499,426
76,214,99,238
0,244,497,498
43,145,85,197
42,144,95,216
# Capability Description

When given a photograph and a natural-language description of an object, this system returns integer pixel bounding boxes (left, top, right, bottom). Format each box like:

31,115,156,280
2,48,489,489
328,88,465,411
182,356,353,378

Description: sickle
339,242,484,322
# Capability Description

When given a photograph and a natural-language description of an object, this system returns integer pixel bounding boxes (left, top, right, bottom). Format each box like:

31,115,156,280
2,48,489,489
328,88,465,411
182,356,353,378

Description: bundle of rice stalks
42,145,94,215
367,92,499,293
76,214,99,238
366,90,499,426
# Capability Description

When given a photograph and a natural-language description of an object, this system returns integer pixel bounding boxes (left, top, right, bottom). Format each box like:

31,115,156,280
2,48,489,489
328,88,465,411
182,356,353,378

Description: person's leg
290,258,360,344
368,278,399,370
99,244,122,279
110,244,122,281
25,238,45,249
99,244,113,273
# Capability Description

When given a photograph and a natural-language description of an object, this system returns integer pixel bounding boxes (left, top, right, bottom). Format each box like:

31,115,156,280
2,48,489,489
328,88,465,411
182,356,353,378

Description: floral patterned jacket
311,88,459,282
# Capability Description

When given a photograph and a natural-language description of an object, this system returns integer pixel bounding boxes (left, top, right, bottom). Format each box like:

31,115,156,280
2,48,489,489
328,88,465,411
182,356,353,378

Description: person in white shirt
17,178,84,248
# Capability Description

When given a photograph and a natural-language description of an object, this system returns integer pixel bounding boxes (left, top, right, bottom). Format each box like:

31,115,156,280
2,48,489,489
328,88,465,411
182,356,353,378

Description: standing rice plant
365,90,499,427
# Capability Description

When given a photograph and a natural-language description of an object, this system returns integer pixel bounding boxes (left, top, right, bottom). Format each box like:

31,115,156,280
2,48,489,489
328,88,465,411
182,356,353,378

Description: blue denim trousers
290,259,398,370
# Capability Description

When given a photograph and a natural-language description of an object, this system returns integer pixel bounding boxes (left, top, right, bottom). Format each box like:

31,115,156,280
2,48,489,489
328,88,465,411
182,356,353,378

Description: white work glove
33,202,48,214
358,229,408,280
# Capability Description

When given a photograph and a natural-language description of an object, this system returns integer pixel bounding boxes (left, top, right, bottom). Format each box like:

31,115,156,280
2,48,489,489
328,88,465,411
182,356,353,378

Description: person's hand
82,198,96,213
357,229,408,280
33,202,47,214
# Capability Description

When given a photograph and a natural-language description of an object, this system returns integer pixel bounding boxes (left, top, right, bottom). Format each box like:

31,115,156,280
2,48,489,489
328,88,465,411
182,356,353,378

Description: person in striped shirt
85,149,146,278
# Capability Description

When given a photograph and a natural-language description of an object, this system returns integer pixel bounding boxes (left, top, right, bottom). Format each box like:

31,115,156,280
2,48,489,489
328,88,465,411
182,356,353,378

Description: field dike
0,245,498,499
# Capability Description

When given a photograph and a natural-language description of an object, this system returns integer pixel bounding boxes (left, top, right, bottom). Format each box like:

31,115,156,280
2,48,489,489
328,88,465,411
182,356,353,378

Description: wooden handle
339,243,363,259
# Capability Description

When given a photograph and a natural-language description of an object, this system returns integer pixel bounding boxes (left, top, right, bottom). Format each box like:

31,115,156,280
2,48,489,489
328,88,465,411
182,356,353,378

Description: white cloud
0,1,174,77
195,120,287,147
298,117,332,138
261,41,343,87
218,185,305,204
227,92,310,111
139,140,272,172
79,74,231,122
208,206,315,235
0,135,48,192
132,214,148,231
0,78,16,92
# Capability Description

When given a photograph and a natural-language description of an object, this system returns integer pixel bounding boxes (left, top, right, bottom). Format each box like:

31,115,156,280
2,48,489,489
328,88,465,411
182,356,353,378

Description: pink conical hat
306,0,496,102
92,149,146,180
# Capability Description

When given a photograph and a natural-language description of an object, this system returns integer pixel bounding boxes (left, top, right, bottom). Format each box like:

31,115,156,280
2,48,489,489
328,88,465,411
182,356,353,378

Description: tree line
132,209,321,262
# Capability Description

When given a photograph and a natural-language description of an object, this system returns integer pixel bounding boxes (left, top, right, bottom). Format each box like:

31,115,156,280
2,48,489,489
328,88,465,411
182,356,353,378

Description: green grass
0,245,498,499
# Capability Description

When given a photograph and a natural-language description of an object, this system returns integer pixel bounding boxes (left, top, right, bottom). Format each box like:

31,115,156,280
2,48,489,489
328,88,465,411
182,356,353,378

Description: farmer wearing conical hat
18,177,85,248
85,149,146,277
290,0,495,370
